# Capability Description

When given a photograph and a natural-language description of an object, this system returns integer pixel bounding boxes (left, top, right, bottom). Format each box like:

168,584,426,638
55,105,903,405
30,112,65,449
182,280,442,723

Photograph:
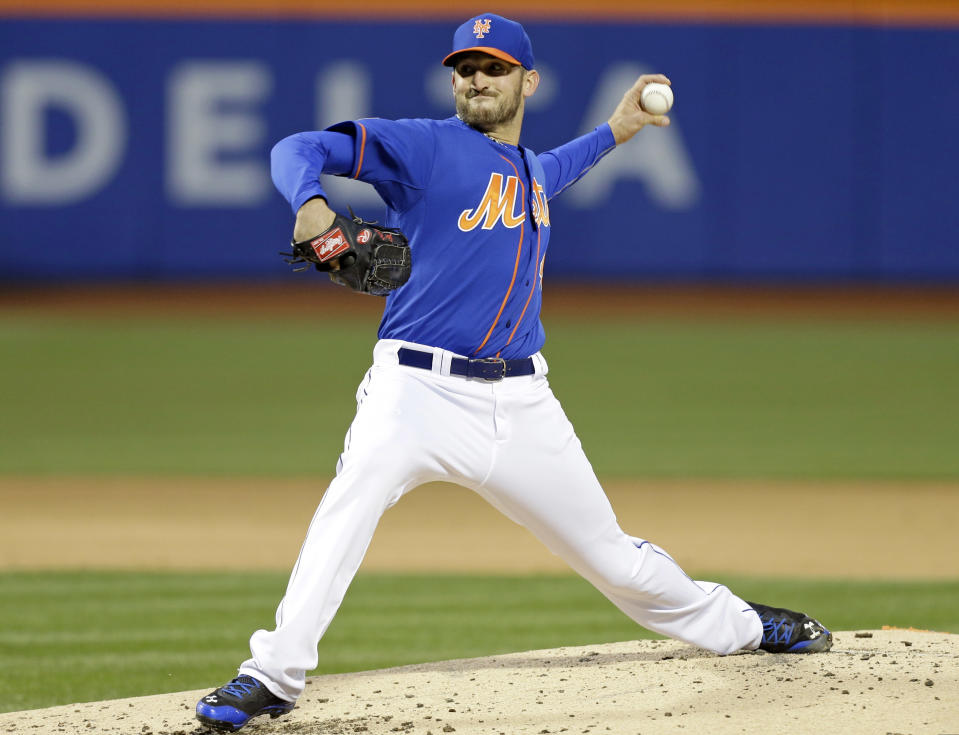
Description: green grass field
1,310,957,713
2,316,957,478
2,570,957,713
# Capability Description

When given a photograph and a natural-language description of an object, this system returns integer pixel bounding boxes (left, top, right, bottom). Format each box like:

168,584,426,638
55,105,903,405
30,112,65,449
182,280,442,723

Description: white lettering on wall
166,61,272,206
1,60,126,205
1,57,700,214
566,63,701,210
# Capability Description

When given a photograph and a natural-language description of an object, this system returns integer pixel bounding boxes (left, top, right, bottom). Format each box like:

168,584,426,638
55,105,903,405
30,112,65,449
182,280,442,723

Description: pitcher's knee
578,537,683,597
579,552,646,593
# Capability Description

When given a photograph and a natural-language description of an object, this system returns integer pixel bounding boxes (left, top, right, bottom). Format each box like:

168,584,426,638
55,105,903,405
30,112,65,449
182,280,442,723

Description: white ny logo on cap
472,18,491,38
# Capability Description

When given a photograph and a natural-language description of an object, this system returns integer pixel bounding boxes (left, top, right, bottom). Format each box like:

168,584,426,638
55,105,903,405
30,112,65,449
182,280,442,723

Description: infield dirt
1,629,955,735
1,477,959,578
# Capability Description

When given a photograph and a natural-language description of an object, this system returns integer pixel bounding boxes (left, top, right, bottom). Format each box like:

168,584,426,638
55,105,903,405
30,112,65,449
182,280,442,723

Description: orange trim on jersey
352,122,367,180
474,154,525,356
503,224,541,353
3,0,959,26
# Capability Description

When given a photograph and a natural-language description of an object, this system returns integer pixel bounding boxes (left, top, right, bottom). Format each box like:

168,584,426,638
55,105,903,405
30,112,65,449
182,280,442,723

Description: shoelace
221,677,260,698
761,615,795,645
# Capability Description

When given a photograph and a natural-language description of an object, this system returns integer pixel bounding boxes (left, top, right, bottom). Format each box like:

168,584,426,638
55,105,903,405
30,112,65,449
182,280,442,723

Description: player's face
452,54,527,131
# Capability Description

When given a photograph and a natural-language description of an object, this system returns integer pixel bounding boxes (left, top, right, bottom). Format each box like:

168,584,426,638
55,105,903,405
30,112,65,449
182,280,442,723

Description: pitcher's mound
1,629,955,735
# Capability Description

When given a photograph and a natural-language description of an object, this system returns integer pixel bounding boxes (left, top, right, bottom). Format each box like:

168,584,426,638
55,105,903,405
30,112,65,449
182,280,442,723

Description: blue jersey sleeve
539,123,617,200
325,118,436,213
270,118,436,214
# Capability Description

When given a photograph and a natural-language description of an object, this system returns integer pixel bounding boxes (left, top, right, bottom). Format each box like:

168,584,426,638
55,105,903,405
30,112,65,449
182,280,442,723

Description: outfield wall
1,5,958,282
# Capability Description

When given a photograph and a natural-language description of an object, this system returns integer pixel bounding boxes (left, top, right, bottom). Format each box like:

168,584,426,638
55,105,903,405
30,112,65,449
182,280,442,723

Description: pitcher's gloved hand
282,209,411,296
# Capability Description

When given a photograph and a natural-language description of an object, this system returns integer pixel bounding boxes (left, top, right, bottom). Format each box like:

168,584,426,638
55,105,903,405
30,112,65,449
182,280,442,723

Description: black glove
282,209,411,296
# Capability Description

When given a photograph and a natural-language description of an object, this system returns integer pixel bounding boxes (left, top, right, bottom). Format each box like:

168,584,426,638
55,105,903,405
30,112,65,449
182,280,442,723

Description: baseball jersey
271,116,616,359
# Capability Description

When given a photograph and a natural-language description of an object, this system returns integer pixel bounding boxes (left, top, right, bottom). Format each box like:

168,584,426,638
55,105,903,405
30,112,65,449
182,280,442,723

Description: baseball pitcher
196,13,832,732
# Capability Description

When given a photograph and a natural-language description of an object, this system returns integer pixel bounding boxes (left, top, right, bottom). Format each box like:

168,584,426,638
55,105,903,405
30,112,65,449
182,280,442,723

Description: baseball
641,82,673,115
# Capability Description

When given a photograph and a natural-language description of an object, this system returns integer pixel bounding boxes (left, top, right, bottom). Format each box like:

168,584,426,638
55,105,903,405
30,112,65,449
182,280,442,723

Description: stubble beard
456,83,524,132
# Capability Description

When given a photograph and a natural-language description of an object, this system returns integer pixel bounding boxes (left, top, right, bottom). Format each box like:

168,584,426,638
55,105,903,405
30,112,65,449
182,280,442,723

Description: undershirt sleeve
270,130,357,214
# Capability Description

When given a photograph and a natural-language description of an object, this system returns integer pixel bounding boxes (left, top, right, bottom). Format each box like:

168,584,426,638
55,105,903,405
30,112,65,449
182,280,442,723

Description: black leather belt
397,347,535,382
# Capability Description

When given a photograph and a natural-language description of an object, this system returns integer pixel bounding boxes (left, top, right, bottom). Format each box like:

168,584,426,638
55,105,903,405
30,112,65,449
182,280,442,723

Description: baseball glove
281,209,411,296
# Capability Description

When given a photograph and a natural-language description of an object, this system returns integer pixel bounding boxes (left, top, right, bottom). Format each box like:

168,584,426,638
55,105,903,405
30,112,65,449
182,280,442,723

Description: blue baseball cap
442,13,535,70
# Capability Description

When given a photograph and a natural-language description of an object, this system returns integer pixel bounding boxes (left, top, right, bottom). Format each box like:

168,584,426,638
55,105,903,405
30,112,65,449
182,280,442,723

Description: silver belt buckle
472,357,507,381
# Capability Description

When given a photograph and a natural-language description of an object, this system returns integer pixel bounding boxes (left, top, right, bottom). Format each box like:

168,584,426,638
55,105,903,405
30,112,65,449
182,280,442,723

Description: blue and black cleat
749,601,833,653
196,674,294,732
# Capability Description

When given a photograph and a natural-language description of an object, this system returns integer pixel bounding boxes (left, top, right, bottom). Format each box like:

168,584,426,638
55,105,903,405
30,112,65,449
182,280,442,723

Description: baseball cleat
196,674,294,732
748,602,833,653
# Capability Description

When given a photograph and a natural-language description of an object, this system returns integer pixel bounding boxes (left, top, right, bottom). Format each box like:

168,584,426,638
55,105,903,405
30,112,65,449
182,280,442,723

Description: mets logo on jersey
531,181,550,228
473,19,491,38
458,172,551,232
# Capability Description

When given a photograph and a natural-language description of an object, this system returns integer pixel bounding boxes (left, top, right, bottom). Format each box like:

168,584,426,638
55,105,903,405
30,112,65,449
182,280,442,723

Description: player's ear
522,69,540,98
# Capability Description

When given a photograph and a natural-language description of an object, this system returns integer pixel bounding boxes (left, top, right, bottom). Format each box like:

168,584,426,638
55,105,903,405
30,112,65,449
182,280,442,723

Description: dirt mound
2,629,954,735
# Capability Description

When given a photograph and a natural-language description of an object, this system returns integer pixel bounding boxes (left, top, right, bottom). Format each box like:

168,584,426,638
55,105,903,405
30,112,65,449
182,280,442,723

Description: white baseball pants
240,339,763,702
